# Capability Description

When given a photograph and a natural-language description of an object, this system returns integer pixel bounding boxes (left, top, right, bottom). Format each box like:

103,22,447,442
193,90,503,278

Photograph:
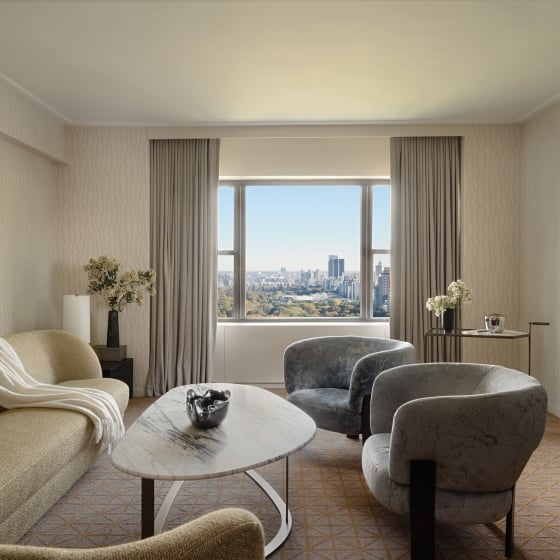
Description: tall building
374,260,383,282
374,267,391,312
328,255,345,279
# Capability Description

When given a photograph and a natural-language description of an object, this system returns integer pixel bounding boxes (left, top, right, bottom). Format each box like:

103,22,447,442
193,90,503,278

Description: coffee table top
111,383,316,481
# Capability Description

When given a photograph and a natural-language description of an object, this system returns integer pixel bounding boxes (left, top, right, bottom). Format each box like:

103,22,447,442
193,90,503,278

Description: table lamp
62,294,91,343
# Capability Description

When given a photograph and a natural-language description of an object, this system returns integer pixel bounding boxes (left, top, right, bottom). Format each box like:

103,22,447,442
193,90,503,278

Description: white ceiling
1,0,560,126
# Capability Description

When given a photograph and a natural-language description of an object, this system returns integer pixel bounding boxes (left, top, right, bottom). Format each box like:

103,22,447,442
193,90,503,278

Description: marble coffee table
111,383,316,556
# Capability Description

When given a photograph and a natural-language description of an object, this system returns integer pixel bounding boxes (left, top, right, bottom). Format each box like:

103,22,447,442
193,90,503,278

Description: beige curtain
147,139,220,396
390,137,462,362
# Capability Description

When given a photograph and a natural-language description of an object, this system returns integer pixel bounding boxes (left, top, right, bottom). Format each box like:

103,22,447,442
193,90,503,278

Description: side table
101,358,133,399
424,328,542,375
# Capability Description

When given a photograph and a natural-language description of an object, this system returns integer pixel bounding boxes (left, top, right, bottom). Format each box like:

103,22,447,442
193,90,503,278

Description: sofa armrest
5,330,102,384
0,508,265,560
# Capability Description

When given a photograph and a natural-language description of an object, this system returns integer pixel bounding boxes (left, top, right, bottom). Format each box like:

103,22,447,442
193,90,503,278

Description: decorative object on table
186,388,231,429
84,256,156,348
485,313,505,333
62,294,91,342
441,308,456,333
426,279,473,332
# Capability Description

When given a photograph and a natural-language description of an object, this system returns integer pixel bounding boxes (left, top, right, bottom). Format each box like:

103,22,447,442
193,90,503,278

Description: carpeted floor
18,397,560,559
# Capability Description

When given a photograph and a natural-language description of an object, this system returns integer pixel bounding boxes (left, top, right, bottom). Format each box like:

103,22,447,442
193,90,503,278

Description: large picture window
218,180,390,320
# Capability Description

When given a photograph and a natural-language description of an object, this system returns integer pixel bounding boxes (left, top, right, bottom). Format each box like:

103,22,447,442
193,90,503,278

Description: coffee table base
142,457,292,557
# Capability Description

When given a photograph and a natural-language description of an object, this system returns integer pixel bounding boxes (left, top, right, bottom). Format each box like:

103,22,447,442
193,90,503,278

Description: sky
219,184,390,271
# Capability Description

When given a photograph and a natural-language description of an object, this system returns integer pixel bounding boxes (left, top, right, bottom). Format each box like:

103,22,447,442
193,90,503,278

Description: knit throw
0,337,124,451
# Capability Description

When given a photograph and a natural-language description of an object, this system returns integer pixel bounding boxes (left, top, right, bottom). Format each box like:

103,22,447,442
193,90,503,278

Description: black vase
441,309,455,333
107,310,120,348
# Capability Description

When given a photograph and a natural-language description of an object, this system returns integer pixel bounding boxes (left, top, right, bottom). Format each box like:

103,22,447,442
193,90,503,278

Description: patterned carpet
18,397,560,560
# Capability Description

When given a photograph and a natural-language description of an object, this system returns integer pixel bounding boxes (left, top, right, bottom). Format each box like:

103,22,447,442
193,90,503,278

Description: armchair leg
410,460,436,560
505,486,515,558
361,394,372,444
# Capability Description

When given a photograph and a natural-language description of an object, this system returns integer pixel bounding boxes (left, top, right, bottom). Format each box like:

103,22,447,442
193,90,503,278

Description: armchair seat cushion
287,388,361,435
362,433,513,524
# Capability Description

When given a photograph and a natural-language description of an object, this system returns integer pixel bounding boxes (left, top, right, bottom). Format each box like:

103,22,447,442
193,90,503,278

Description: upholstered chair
361,363,548,559
0,508,265,560
283,336,415,441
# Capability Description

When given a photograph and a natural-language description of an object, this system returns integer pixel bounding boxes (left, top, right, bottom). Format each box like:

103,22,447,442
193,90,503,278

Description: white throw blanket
0,337,124,451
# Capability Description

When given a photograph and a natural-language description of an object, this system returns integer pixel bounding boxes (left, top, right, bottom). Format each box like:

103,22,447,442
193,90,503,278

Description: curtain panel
147,138,220,396
390,136,462,362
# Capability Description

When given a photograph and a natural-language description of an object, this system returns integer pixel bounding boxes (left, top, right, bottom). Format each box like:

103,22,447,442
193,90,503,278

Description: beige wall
220,137,390,178
461,125,523,368
0,137,59,335
57,127,151,396
0,78,67,163
520,101,560,415
0,80,64,337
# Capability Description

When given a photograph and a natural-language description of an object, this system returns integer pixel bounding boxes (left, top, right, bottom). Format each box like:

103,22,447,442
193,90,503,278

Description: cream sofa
0,508,265,560
0,330,130,544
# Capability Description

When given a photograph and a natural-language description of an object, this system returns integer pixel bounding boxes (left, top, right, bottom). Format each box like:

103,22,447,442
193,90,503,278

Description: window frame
218,179,390,322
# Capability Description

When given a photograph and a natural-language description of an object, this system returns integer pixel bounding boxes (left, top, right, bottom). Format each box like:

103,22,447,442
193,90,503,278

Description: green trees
217,285,361,318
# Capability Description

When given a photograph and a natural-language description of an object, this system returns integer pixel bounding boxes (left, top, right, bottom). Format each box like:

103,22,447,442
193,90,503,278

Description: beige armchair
0,508,265,560
362,363,547,559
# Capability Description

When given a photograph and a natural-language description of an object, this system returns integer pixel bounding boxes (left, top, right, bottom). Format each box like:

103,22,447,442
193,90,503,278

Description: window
218,180,390,320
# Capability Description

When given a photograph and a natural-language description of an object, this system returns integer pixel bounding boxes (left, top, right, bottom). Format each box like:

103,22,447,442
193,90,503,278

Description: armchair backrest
347,340,415,410
379,363,547,493
284,336,412,392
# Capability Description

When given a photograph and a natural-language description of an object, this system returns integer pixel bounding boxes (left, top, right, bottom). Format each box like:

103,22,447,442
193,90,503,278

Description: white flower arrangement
426,279,472,317
84,256,157,312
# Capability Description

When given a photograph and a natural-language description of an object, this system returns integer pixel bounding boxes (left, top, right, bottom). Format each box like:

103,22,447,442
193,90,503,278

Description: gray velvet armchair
283,336,415,440
361,363,548,559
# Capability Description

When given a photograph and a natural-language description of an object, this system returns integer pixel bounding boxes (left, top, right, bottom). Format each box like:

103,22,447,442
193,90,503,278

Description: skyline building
374,266,391,312
328,255,345,279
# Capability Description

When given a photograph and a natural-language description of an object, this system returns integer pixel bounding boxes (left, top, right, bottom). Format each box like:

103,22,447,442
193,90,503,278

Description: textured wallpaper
0,137,58,336
461,125,522,369
520,101,560,414
57,127,151,396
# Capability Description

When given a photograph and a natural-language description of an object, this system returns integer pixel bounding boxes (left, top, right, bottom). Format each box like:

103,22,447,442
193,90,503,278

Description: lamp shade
63,295,91,343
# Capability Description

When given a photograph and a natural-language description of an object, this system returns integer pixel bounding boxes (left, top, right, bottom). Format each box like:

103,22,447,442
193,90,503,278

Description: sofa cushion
0,407,99,526
0,377,128,528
